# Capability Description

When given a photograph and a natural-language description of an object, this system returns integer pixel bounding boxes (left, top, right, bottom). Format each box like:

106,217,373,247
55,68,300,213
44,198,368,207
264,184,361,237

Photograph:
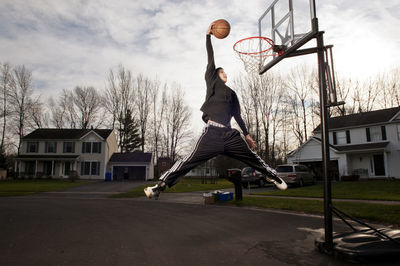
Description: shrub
341,175,360,181
68,170,80,182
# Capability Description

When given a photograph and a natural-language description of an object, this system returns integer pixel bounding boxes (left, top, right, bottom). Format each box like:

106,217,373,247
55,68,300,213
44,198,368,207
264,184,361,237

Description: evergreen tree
121,109,141,153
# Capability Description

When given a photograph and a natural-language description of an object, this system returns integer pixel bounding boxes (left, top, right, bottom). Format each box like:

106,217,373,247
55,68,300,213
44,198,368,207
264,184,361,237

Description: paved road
1,196,349,266
1,182,398,265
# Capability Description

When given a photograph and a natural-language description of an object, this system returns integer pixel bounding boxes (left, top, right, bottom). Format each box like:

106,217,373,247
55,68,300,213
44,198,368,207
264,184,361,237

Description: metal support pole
317,30,333,252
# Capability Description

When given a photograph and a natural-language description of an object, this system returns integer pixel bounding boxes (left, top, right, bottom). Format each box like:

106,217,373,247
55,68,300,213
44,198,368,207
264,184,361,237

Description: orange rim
233,36,275,56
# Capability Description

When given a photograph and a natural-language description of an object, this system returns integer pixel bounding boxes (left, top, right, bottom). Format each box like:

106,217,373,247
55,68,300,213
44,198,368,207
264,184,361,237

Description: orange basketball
211,19,231,39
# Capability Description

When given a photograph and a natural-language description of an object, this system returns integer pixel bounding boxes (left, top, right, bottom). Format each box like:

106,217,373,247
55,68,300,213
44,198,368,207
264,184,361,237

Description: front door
44,161,53,176
373,154,385,176
64,162,71,176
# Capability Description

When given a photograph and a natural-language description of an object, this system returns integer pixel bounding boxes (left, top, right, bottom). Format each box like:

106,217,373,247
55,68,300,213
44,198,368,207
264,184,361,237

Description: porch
15,155,80,179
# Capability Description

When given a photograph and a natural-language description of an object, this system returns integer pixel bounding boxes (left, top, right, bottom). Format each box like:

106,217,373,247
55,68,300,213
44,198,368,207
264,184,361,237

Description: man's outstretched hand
245,134,257,150
207,21,215,35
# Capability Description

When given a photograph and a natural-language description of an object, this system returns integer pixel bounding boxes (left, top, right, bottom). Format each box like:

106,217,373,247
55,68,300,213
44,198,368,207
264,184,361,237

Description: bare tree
29,96,48,128
135,74,152,151
149,81,166,164
103,65,135,151
8,65,34,154
72,86,102,129
284,65,314,145
0,62,12,153
162,84,191,162
234,76,254,134
375,68,400,109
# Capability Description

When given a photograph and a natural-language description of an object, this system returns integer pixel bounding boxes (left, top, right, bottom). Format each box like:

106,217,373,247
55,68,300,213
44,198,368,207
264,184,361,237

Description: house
186,158,218,178
157,157,173,177
15,128,118,180
108,151,154,181
287,107,400,180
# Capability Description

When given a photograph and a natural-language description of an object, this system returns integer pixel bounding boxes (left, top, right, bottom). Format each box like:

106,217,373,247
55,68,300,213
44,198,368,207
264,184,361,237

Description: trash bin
105,172,111,182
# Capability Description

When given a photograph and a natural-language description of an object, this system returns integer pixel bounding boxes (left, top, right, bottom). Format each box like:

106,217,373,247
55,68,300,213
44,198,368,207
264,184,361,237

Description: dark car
241,167,266,188
275,164,316,187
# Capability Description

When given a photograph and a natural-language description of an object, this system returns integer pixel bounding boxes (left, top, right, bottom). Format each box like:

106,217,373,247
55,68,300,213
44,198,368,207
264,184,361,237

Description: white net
233,37,275,74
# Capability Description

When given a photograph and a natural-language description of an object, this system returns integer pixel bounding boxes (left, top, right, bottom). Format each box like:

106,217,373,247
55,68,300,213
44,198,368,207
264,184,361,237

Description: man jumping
144,22,287,199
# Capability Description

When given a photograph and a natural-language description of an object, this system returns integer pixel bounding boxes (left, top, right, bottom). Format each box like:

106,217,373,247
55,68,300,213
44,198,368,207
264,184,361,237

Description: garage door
113,166,146,180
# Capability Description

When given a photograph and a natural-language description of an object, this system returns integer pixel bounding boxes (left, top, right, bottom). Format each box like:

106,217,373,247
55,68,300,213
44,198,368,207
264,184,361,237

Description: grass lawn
0,179,91,197
110,178,234,198
252,180,400,201
226,196,400,226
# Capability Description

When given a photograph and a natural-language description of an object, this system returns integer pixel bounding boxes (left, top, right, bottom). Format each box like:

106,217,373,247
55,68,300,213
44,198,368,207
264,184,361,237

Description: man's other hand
245,134,256,150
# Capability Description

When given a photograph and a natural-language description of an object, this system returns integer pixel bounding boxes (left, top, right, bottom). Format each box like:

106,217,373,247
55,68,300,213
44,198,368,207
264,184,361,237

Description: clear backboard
258,0,318,74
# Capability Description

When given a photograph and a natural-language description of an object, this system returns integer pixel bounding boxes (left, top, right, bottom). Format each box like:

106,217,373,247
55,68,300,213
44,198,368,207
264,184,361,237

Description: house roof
313,107,400,132
15,155,80,160
109,152,152,163
288,137,390,158
334,142,389,153
23,128,113,140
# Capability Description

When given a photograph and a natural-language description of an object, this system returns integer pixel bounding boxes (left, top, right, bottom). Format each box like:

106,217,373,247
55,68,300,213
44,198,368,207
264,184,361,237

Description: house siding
289,109,400,180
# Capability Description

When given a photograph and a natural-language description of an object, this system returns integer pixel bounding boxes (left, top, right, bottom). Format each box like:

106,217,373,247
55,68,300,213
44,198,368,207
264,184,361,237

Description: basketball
211,19,231,39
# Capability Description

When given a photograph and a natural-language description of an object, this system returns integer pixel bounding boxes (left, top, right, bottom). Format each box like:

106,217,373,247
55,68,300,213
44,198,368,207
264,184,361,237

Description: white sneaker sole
144,187,154,198
267,177,288,190
274,180,288,190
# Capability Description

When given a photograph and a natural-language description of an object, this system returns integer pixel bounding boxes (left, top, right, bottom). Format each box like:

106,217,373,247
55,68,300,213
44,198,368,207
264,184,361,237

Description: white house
15,128,153,181
15,128,118,180
287,107,400,180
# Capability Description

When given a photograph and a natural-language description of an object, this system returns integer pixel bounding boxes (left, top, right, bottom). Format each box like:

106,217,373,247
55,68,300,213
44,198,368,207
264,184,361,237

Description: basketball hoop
233,36,282,74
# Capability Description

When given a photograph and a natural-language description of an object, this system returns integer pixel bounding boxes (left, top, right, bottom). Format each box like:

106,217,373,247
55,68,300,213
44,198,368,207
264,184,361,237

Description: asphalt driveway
1,182,398,265
1,196,350,266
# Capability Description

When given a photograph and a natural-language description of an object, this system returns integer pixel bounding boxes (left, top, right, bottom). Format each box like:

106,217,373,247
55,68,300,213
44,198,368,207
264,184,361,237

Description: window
276,165,294,173
92,142,101,153
295,165,309,172
367,126,386,142
82,142,92,153
82,142,101,153
27,142,39,153
91,162,100,175
45,142,57,153
80,161,100,176
81,162,90,175
63,142,75,153
333,130,350,145
397,124,400,141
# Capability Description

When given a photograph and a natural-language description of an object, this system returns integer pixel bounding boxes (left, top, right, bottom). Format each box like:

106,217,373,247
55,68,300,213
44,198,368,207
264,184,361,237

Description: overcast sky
1,0,399,132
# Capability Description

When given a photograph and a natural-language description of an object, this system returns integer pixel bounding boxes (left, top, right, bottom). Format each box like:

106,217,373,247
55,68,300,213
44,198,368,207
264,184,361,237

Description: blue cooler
218,192,233,202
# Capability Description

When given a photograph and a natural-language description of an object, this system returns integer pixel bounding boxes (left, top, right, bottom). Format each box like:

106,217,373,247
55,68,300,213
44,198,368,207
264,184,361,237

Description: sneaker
266,175,288,190
144,182,165,199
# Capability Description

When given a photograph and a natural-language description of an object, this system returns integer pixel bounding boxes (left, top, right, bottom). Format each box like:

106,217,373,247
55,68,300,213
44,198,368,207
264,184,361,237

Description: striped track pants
159,125,278,187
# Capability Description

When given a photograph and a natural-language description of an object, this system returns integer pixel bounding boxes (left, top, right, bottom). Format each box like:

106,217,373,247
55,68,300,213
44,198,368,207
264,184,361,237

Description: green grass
226,196,400,226
252,180,400,201
110,178,234,198
0,179,91,197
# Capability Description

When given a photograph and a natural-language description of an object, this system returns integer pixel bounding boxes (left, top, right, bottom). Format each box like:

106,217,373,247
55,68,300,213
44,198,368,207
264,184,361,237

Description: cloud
0,0,399,132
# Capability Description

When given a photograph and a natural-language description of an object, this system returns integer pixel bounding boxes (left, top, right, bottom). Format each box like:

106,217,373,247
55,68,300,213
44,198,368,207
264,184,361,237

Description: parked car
241,167,266,188
275,164,316,187
226,168,242,183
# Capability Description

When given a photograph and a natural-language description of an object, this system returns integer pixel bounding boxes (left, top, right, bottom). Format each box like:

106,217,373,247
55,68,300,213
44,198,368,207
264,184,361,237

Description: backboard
258,0,318,74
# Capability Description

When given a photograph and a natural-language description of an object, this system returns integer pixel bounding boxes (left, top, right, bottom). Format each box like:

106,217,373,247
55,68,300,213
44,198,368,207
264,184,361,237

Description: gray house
108,152,154,181
287,107,400,180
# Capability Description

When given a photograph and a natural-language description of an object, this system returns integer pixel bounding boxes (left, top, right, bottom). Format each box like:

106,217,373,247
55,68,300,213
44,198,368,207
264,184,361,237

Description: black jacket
200,35,248,136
